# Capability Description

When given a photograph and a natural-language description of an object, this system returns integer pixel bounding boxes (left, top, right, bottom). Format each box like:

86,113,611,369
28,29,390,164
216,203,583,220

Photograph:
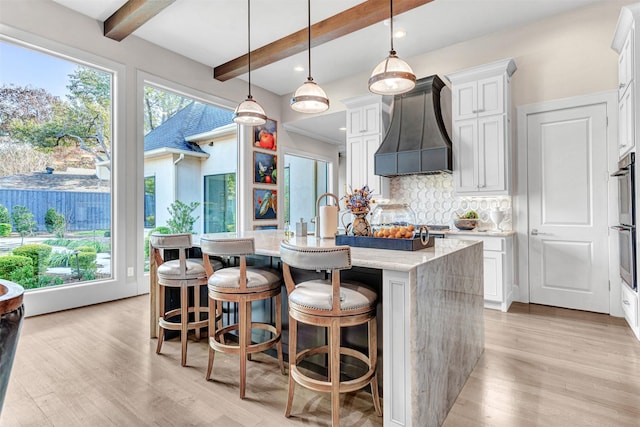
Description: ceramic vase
490,208,505,231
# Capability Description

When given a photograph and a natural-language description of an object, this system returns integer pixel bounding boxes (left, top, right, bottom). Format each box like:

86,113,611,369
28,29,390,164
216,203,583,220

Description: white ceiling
52,0,603,146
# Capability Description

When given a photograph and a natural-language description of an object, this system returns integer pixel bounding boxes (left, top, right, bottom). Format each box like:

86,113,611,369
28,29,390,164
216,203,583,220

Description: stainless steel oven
611,153,637,290
612,225,636,290
612,153,635,226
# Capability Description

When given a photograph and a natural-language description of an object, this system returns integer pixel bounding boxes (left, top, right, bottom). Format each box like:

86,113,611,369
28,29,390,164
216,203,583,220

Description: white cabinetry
614,10,638,159
613,4,640,341
447,233,514,312
446,59,516,196
343,95,389,199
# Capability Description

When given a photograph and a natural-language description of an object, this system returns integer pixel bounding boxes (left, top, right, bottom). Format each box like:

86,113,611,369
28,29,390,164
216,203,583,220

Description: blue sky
0,41,78,98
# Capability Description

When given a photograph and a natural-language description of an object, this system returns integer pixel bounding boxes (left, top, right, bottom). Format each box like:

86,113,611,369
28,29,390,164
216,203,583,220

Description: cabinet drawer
447,234,504,251
622,283,638,329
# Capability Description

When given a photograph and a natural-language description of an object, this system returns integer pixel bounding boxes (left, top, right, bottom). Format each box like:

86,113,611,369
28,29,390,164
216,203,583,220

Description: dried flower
342,185,374,212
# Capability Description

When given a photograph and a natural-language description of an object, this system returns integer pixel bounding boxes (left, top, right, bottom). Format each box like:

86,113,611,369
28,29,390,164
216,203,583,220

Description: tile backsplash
387,174,512,230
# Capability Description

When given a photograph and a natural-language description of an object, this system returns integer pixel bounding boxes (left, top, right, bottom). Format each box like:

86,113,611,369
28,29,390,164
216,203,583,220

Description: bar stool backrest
200,237,255,291
149,233,193,280
279,241,352,314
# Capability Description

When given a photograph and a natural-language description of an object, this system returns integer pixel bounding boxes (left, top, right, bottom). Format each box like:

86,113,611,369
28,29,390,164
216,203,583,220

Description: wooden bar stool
200,236,285,399
279,241,382,426
150,233,213,367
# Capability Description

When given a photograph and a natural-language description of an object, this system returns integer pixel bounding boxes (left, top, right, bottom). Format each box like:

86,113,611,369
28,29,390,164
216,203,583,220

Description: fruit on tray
373,224,415,239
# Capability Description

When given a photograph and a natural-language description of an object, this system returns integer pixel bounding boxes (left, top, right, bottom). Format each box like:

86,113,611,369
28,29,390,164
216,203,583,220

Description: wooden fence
0,189,111,232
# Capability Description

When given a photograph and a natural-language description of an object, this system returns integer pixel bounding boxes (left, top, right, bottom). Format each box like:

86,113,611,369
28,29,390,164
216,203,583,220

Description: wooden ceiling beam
214,0,433,82
104,0,176,42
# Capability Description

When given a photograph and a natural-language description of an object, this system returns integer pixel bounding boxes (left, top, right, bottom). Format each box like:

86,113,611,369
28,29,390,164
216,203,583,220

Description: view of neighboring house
143,101,237,234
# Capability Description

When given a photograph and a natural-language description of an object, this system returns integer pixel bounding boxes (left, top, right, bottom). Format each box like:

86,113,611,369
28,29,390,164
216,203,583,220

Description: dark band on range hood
374,75,453,176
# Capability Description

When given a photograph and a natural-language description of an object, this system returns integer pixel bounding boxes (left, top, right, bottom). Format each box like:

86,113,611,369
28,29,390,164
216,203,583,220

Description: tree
0,84,62,135
167,200,200,234
143,86,190,133
0,204,10,224
45,207,66,238
11,205,36,245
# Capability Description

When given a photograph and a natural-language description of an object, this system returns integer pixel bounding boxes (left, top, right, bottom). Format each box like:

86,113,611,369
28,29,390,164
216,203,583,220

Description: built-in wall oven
611,153,637,290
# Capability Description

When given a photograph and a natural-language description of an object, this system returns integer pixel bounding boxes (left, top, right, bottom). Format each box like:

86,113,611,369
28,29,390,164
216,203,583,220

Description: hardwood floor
1,297,639,427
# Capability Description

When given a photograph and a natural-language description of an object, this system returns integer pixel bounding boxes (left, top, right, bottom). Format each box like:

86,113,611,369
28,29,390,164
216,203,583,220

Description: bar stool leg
247,301,253,362
276,293,285,375
180,284,189,367
330,319,341,427
239,296,248,399
194,284,201,341
369,317,382,416
206,295,216,380
285,315,297,418
156,285,165,354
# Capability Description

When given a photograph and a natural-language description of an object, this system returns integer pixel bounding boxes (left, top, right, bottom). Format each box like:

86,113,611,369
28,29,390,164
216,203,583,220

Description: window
284,154,329,230
204,174,236,233
144,176,156,228
0,40,113,290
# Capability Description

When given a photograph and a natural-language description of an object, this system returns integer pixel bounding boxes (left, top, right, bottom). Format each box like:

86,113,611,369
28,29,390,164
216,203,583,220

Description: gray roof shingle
144,102,234,153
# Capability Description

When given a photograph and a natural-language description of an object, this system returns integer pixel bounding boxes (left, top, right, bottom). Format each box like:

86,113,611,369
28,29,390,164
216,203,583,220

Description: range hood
374,75,453,176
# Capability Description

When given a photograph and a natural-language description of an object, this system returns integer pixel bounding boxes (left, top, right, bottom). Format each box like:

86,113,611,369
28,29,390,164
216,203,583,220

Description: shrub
77,251,96,269
44,208,57,233
76,246,97,254
0,255,34,283
13,244,52,273
44,208,67,238
0,223,11,237
48,251,72,267
145,226,171,258
12,205,36,244
0,204,10,224
21,275,63,290
167,200,200,234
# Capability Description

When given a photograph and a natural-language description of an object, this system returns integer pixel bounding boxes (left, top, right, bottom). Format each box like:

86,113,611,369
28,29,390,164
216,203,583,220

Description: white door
527,103,609,313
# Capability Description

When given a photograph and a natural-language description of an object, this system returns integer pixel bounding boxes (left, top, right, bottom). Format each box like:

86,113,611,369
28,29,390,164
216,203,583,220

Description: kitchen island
149,230,484,427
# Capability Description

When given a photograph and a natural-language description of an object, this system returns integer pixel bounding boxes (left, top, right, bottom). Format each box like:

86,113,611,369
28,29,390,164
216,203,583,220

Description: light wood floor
1,297,639,427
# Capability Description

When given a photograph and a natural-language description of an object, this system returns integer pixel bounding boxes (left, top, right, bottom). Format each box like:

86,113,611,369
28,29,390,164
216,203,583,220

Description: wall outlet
127,267,134,277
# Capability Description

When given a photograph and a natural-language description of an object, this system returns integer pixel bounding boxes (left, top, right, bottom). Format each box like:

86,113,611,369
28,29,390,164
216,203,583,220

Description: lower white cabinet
447,233,514,311
621,282,639,339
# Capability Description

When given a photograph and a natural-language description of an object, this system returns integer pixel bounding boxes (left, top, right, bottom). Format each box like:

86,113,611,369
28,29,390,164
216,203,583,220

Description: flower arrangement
342,185,374,213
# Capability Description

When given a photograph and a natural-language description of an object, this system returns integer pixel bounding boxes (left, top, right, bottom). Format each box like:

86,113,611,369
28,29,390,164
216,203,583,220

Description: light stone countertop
444,229,516,237
197,229,481,272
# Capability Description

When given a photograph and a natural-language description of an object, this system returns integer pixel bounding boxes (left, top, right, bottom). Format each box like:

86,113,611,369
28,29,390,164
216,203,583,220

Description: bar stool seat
150,233,210,367
201,236,285,399
279,241,382,426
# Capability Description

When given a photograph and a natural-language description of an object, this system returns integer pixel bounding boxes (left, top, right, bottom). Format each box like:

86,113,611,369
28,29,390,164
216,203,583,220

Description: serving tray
335,234,434,251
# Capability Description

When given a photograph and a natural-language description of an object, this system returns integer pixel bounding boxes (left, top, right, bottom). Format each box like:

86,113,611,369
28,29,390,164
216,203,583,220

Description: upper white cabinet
613,6,639,159
346,102,380,137
343,95,389,199
453,75,505,121
446,58,517,196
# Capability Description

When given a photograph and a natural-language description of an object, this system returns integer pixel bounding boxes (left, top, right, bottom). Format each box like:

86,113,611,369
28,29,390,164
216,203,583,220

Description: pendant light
368,0,416,95
290,0,329,113
233,0,267,125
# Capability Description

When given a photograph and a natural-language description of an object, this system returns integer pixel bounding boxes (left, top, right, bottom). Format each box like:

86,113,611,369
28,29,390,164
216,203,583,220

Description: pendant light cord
247,0,252,97
390,0,395,53
307,0,312,81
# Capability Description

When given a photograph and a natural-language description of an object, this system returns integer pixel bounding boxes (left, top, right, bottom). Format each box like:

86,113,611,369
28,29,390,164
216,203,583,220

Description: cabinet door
453,81,477,121
346,108,363,137
346,103,380,137
362,103,380,135
477,75,504,117
619,81,635,158
483,251,503,302
364,134,382,195
453,119,478,192
477,115,506,192
619,27,635,100
346,137,365,190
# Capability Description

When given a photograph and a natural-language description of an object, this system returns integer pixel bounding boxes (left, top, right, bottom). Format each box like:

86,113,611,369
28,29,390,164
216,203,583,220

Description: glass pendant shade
233,95,267,125
369,51,416,95
291,78,329,113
